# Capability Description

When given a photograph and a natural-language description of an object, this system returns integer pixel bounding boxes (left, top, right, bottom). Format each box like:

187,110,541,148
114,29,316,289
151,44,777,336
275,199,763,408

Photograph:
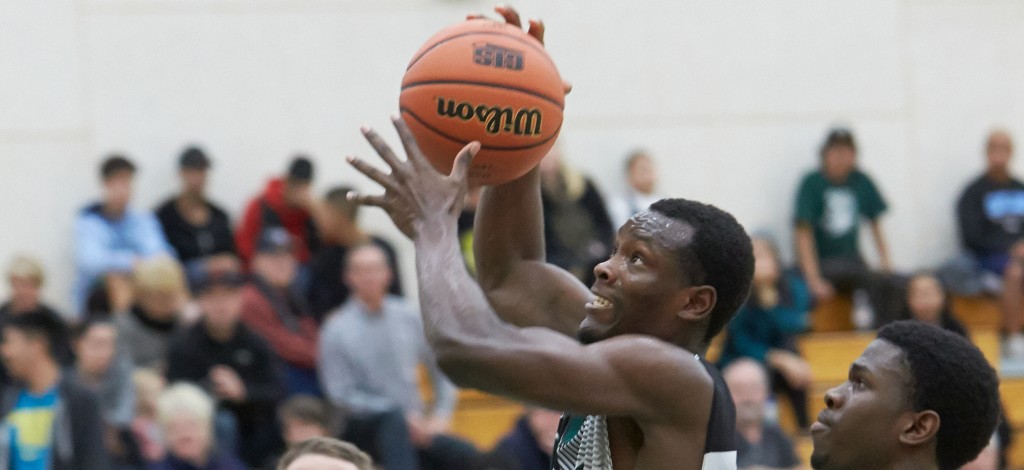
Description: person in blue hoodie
74,155,173,318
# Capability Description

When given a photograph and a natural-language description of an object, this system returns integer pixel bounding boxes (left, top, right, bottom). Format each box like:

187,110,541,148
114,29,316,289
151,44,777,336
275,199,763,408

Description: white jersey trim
702,450,737,470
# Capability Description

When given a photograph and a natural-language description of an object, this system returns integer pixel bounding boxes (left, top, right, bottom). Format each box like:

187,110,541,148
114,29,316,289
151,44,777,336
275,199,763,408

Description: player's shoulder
596,335,714,390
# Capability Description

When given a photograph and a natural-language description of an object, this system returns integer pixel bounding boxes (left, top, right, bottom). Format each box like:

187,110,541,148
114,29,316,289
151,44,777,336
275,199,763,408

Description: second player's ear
677,285,717,322
899,410,940,447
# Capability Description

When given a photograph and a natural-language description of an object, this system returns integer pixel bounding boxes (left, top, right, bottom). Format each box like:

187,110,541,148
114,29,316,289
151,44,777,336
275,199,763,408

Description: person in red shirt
236,157,320,267
241,228,321,397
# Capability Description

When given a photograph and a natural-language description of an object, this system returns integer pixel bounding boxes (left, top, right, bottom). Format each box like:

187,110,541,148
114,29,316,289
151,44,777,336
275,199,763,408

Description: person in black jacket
956,130,1024,358
165,264,285,467
537,146,615,286
306,187,401,320
155,146,238,288
0,311,109,470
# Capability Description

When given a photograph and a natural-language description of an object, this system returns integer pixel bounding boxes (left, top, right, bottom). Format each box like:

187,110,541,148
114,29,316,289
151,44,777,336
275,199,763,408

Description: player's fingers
495,5,522,29
563,80,573,95
346,155,400,191
450,141,480,182
391,115,432,171
527,18,545,44
346,191,389,209
361,126,406,175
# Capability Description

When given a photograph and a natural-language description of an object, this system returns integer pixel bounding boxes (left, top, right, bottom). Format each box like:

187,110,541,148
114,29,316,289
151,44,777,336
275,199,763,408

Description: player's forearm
474,168,545,290
415,217,520,383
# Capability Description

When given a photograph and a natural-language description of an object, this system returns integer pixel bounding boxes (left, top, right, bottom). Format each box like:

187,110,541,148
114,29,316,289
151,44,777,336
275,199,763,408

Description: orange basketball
400,19,565,186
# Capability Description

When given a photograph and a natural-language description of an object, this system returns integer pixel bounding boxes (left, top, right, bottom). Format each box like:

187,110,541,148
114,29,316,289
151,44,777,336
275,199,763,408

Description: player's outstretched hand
468,5,571,94
346,116,479,240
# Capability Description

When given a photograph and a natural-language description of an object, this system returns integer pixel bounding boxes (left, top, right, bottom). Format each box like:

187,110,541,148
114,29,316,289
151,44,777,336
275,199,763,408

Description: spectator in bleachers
901,272,968,337
607,149,666,227
0,257,73,384
723,359,801,470
539,146,615,285
307,186,401,321
131,369,166,464
68,318,143,469
155,146,238,287
955,130,1024,358
0,256,62,320
794,127,894,328
0,312,109,469
75,155,173,316
149,383,247,470
236,156,320,268
116,258,188,370
165,263,284,467
718,235,812,428
478,408,561,470
242,228,320,397
319,243,476,470
276,437,373,470
262,395,338,470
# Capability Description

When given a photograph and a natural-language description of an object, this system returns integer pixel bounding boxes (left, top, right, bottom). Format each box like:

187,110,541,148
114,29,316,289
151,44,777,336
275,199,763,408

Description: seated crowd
0,126,1018,470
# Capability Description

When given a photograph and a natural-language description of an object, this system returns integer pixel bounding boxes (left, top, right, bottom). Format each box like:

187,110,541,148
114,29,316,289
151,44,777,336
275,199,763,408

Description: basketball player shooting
347,8,753,469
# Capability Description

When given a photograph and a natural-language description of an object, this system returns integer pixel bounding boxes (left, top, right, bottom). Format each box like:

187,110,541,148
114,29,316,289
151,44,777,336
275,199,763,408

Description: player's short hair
100,154,136,180
876,321,1000,469
648,199,753,344
277,437,374,470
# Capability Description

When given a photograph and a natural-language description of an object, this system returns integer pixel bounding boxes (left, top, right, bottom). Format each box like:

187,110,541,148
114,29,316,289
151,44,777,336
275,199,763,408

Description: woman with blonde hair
115,257,188,369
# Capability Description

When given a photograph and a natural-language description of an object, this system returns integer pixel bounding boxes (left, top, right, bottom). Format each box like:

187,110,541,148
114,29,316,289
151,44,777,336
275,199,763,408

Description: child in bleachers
901,272,968,337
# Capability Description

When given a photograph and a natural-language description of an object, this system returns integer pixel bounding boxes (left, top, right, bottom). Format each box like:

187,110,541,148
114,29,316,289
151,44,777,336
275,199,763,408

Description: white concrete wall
3,0,1024,313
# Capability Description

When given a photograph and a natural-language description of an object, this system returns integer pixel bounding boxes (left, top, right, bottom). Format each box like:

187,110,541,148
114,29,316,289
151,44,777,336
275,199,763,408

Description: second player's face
810,339,914,470
579,211,692,344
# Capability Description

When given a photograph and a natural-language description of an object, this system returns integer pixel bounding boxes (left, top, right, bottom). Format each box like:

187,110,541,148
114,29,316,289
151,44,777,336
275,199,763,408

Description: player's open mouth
586,295,613,309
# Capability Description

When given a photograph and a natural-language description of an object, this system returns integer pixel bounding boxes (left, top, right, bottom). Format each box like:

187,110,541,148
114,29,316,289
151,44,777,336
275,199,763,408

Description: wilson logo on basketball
472,43,524,71
436,98,542,136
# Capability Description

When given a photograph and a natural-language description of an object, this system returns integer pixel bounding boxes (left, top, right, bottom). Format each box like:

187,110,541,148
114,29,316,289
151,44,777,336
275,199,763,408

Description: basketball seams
401,80,564,108
400,107,562,152
406,28,559,73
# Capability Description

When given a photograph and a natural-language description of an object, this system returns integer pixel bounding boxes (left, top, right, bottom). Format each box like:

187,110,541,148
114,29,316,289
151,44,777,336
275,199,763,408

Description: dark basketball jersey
551,356,737,469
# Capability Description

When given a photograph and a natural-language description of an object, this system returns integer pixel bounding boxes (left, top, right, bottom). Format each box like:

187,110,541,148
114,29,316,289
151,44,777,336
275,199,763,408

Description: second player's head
579,198,753,350
810,321,1000,470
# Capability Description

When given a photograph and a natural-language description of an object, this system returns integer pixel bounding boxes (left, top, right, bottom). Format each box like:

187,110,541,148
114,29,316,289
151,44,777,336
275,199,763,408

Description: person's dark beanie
100,155,136,180
288,156,314,183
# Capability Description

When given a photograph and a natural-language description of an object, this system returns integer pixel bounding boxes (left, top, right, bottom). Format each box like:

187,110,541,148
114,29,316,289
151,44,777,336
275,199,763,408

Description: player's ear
898,410,940,447
677,285,716,322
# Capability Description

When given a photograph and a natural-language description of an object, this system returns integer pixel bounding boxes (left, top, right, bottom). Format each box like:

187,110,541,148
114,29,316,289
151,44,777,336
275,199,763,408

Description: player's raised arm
345,115,709,419
471,6,590,337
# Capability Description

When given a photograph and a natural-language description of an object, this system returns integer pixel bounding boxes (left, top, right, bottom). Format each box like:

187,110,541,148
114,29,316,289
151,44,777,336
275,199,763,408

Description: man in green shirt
795,128,894,327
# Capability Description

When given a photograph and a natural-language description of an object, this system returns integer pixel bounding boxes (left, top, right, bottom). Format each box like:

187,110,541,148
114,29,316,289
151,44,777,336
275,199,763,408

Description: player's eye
630,253,642,264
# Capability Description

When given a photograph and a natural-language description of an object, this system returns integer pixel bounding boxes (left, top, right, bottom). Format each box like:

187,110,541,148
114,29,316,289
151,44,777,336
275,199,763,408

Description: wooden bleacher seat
418,366,524,449
952,295,1002,332
810,295,854,333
